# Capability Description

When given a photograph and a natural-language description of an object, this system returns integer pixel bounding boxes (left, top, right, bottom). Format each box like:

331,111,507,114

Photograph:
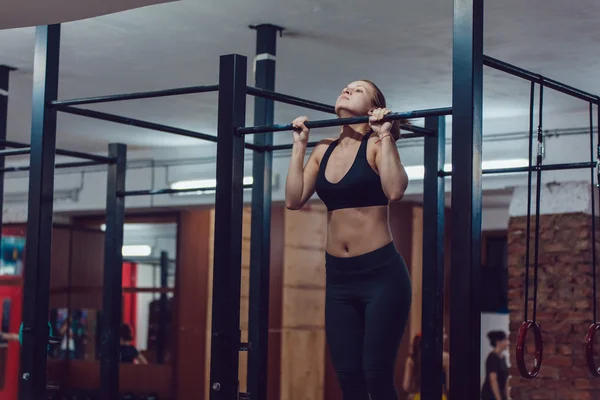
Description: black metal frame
16,25,127,400
19,25,62,400
450,0,484,397
100,143,127,400
247,23,281,400
157,250,170,364
209,54,247,400
17,7,600,400
0,65,13,250
420,116,446,399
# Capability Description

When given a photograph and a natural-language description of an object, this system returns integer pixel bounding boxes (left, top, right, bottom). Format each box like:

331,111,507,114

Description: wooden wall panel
280,330,326,400
49,226,71,308
69,228,105,309
176,209,211,400
55,360,172,398
282,203,327,400
268,206,284,400
204,205,285,400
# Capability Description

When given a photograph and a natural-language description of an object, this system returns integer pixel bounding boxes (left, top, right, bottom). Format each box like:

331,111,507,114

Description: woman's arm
443,352,450,393
489,373,503,400
402,358,413,392
285,116,330,210
370,109,408,202
285,142,322,210
374,134,408,202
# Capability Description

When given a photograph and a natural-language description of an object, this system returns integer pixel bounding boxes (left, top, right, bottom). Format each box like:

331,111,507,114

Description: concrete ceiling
1,0,599,153
1,0,175,30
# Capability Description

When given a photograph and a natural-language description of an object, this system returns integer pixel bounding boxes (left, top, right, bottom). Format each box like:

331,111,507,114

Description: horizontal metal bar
57,106,219,142
266,130,431,152
404,125,435,137
58,106,258,152
237,107,452,135
120,183,253,197
51,85,219,107
0,139,113,163
0,160,105,173
54,148,114,163
439,161,596,177
268,141,319,152
0,148,30,157
246,86,336,114
244,142,264,152
483,56,600,105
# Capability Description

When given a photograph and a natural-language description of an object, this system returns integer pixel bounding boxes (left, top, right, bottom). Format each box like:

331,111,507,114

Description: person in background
119,323,148,365
402,330,449,399
480,330,510,400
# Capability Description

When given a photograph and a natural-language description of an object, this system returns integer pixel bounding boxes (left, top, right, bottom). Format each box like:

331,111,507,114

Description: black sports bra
315,131,389,212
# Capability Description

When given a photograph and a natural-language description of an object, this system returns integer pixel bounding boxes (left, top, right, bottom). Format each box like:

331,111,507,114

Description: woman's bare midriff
325,205,393,257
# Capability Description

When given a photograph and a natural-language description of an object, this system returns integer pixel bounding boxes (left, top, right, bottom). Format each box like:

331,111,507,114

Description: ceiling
1,0,600,153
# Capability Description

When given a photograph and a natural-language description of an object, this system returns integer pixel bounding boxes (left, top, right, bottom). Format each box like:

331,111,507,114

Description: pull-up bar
0,148,31,157
483,55,600,105
51,84,219,107
267,130,434,152
55,105,262,152
0,160,107,173
237,107,452,135
0,139,114,163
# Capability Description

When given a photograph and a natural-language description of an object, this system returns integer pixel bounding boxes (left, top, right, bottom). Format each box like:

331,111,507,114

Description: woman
480,330,509,400
119,323,148,365
402,332,449,399
285,80,411,399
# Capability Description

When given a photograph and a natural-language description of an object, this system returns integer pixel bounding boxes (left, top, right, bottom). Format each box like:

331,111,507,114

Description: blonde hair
361,79,408,141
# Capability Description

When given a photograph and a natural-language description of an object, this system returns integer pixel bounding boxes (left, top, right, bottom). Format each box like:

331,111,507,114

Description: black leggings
325,242,412,400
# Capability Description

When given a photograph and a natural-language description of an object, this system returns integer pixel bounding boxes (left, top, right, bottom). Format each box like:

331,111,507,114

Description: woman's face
497,338,509,351
335,81,374,117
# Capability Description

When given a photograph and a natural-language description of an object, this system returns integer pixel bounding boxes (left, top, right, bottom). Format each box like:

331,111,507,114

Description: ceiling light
122,245,152,257
171,177,254,191
405,158,529,180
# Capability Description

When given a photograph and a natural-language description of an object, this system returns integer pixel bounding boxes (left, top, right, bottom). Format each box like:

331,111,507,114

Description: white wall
482,207,510,231
135,263,155,350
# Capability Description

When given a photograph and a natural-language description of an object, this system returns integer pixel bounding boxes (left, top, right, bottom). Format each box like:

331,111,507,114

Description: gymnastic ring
516,320,543,379
585,323,600,377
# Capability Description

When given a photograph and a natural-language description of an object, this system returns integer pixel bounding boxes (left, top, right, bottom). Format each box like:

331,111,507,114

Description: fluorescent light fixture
405,158,529,180
171,177,253,190
122,245,152,257
169,176,255,196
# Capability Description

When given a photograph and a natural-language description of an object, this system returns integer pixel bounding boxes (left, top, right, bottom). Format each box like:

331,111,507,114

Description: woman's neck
339,124,370,142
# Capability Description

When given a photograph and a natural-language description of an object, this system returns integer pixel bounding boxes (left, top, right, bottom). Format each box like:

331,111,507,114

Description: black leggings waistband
325,241,400,273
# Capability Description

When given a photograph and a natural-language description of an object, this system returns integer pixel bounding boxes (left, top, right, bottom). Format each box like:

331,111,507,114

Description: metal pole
0,66,13,251
237,107,453,135
100,143,127,400
19,24,61,400
420,116,446,400
247,23,281,400
51,84,219,107
209,54,247,400
450,0,484,397
157,250,169,364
